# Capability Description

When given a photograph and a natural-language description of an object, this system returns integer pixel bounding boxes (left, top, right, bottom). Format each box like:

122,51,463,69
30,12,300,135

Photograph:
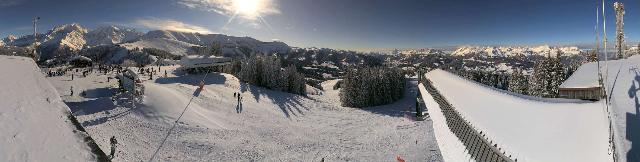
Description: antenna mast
32,16,40,61
602,0,608,102
614,2,625,59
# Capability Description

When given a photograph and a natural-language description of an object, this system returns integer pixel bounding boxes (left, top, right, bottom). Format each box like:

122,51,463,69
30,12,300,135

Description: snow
598,55,640,162
85,25,142,46
417,83,474,162
0,56,94,161
70,55,92,62
49,66,443,161
121,38,197,56
452,45,583,57
559,61,601,88
178,55,231,69
425,69,612,162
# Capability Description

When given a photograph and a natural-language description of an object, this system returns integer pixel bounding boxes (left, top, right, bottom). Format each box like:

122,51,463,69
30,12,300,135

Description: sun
233,0,263,18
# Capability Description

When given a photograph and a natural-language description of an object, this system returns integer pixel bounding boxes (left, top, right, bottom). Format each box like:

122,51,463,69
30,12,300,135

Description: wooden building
558,62,603,100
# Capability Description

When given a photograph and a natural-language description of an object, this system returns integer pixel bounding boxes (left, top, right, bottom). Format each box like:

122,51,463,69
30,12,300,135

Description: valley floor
47,66,443,161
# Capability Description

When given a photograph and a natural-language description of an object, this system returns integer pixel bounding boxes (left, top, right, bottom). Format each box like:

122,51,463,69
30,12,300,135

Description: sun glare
233,0,262,18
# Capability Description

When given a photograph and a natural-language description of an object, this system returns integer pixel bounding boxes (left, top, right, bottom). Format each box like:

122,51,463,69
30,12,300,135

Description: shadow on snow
357,80,419,118
626,68,640,161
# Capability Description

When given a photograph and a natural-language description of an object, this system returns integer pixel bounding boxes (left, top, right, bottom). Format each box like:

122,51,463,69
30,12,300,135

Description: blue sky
0,0,638,51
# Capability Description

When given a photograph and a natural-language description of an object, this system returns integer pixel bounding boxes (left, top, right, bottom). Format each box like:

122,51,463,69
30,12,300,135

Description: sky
0,0,638,51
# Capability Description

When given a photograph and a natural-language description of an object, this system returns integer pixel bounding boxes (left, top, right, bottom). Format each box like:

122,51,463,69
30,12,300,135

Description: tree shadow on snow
67,92,138,127
82,87,118,98
358,80,419,118
67,97,117,116
240,82,309,119
626,68,640,161
155,72,226,86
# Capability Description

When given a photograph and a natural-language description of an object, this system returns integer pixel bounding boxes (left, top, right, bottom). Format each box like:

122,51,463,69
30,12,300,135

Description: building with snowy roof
558,62,603,100
69,55,92,67
419,69,612,162
179,55,232,74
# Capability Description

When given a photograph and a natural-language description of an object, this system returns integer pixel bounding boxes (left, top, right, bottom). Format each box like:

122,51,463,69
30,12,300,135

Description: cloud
177,0,280,20
134,18,213,34
0,0,25,7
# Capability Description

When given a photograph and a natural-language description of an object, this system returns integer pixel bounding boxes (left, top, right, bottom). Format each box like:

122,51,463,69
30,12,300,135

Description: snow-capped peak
85,25,142,46
452,45,582,57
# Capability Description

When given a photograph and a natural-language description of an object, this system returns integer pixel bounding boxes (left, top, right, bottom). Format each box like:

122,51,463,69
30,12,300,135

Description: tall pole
32,16,40,61
614,2,625,59
603,0,608,104
596,5,603,93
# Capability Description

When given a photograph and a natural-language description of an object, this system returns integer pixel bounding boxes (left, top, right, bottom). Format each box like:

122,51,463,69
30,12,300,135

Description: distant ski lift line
148,72,210,162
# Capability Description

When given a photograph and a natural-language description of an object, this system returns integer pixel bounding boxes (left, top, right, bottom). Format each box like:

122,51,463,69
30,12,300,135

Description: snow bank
0,56,93,161
418,84,473,162
425,69,611,162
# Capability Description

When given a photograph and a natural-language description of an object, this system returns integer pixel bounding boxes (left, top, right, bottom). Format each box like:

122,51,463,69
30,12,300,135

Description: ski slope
49,66,443,161
424,69,612,162
0,56,94,161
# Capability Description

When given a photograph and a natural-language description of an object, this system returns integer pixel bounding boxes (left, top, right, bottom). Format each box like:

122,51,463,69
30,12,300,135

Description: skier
71,74,74,80
109,136,118,159
164,70,167,78
70,86,74,96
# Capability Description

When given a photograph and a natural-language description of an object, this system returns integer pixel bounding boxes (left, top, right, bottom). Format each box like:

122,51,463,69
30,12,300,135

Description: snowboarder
109,136,118,159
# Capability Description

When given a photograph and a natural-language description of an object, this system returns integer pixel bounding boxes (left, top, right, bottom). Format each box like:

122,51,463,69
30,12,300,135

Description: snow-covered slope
85,25,142,46
424,69,611,162
0,56,94,161
134,30,291,56
50,66,442,161
452,45,582,57
2,23,291,61
120,38,197,56
42,23,88,50
599,55,640,162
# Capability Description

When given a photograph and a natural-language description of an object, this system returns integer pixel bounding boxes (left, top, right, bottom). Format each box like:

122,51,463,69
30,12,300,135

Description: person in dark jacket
109,136,118,159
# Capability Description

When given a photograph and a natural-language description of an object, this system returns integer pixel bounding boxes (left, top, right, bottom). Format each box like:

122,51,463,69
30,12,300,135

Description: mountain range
451,45,583,57
1,23,291,61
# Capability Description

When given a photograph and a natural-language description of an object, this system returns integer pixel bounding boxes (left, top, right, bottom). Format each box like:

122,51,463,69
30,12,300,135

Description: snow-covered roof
179,55,231,68
560,61,600,89
69,55,92,62
0,56,93,161
424,69,611,162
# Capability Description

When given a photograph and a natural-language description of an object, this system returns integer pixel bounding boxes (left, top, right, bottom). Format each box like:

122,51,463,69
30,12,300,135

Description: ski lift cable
148,72,210,162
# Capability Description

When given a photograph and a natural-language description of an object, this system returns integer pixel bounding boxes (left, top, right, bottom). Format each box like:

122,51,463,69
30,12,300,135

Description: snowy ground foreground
417,83,472,162
49,66,443,161
425,69,612,162
0,56,94,161
599,55,640,162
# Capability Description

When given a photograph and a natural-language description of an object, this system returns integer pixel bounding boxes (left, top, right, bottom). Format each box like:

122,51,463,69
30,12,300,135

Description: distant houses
558,62,603,100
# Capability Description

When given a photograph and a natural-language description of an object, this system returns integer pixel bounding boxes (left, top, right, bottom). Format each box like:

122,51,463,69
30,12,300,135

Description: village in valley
1,0,640,162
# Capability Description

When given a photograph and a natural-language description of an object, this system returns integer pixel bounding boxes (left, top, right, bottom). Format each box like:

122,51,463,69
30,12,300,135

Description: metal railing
422,78,516,162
